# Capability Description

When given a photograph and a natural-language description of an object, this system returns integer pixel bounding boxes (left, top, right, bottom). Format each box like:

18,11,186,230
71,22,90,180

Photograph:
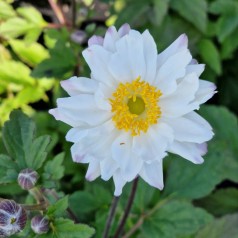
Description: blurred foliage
0,0,238,237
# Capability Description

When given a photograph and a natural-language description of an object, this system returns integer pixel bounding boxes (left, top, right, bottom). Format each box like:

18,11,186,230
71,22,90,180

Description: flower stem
113,177,139,238
103,196,120,238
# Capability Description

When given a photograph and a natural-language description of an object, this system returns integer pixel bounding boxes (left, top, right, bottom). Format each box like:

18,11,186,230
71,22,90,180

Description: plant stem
113,177,139,238
48,0,68,26
122,196,173,238
21,201,48,211
103,196,120,238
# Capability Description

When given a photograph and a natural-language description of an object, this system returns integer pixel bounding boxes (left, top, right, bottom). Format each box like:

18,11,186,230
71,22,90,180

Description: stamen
109,77,162,136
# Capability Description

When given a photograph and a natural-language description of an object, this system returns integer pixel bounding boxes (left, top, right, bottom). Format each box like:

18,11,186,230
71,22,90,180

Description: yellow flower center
109,77,162,136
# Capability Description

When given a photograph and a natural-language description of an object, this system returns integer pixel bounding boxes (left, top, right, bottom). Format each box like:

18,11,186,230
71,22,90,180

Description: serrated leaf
47,196,68,218
0,1,16,19
2,110,51,171
48,218,95,238
197,188,238,216
0,17,34,39
0,61,35,86
2,110,35,168
27,135,51,170
16,7,47,26
170,0,207,32
164,106,238,199
9,40,49,66
141,201,213,238
200,106,238,182
198,39,221,74
196,213,238,238
43,153,65,182
0,154,18,169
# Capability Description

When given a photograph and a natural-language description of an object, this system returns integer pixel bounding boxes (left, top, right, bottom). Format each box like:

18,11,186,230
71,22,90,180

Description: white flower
49,24,216,196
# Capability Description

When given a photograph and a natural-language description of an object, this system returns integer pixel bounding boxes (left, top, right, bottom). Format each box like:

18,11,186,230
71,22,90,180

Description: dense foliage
0,0,238,237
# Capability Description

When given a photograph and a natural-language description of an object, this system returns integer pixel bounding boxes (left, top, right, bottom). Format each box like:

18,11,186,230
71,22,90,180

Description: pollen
109,77,162,136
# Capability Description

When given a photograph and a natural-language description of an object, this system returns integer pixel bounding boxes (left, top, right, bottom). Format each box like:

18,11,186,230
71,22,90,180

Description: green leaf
2,110,35,168
48,218,95,238
170,0,207,32
152,0,169,26
115,0,151,27
16,7,47,26
141,201,213,238
2,110,51,171
9,39,49,66
27,135,51,170
0,61,35,86
200,106,238,182
43,153,65,183
221,28,238,59
198,39,221,74
164,106,238,199
197,188,238,216
0,1,16,19
0,17,34,39
47,196,68,218
163,148,223,199
31,40,76,78
209,0,238,15
69,183,111,220
0,154,18,169
217,15,238,42
196,213,238,238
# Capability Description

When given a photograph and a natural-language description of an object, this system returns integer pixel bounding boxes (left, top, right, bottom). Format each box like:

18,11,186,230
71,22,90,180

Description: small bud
18,168,39,190
31,215,49,234
0,200,27,237
70,30,87,44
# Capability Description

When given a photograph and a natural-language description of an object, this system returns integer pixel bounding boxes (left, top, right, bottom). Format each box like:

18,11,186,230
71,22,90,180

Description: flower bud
0,200,27,237
18,168,39,190
31,215,49,234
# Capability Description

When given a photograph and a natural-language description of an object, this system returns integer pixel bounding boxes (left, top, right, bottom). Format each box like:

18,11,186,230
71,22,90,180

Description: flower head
49,24,216,196
0,200,27,237
18,168,39,190
31,215,49,234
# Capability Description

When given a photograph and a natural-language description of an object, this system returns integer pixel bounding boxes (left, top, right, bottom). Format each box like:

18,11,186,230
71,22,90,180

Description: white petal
155,49,192,95
118,23,130,37
139,160,164,190
163,113,214,143
94,83,113,110
132,122,173,162
82,45,116,87
71,144,90,163
49,108,86,127
61,76,98,96
88,35,104,46
194,79,217,104
103,26,118,52
159,73,199,117
70,120,116,161
113,169,127,196
56,94,111,126
186,63,205,77
157,34,188,68
109,31,146,83
66,127,88,143
168,141,207,164
100,157,118,181
85,159,101,181
142,30,157,84
111,132,143,181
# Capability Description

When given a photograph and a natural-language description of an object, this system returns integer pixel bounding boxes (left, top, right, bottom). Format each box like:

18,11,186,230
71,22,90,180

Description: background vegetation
0,0,238,237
